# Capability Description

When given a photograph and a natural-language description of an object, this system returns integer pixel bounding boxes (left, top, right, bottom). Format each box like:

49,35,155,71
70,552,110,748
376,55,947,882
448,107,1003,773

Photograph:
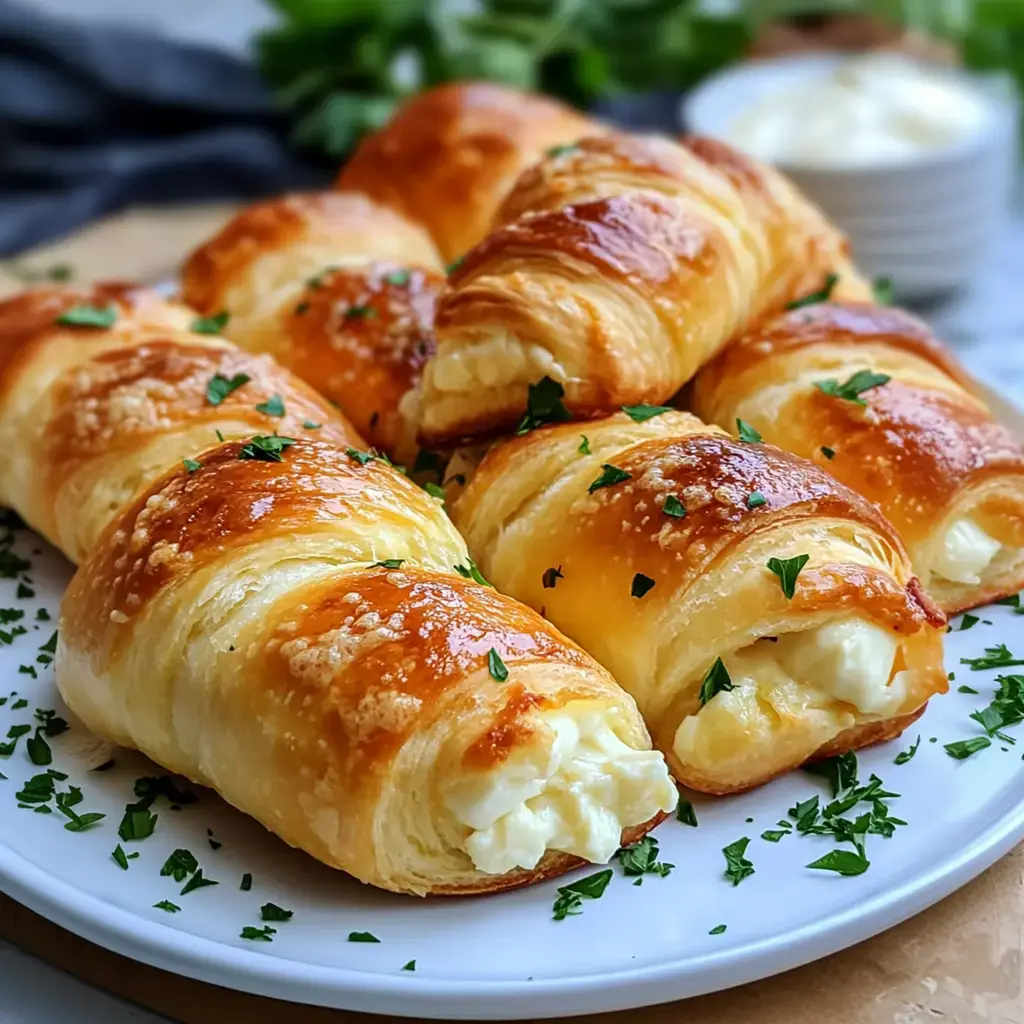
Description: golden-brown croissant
336,82,601,263
58,439,676,895
0,283,357,563
691,301,1024,613
418,132,870,446
180,192,445,463
451,410,948,794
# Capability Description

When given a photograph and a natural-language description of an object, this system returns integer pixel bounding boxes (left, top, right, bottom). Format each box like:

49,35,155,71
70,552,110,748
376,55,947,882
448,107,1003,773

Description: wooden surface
0,203,1022,1023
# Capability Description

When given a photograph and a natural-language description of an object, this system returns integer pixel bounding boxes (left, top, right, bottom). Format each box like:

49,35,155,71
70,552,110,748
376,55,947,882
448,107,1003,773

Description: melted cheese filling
446,707,677,876
932,518,1002,585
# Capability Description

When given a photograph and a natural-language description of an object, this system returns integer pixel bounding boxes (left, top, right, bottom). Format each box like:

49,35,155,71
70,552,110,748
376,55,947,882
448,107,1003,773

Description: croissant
336,82,601,263
58,439,676,894
691,301,1024,613
1,282,675,894
451,410,948,794
181,192,445,463
0,283,356,563
418,132,870,446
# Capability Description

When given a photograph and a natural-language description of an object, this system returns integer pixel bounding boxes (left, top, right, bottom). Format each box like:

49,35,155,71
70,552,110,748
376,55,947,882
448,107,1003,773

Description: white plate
0,526,1022,1019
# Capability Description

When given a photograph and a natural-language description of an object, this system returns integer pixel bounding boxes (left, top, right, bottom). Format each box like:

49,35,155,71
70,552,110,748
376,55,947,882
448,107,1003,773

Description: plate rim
2,784,1022,1019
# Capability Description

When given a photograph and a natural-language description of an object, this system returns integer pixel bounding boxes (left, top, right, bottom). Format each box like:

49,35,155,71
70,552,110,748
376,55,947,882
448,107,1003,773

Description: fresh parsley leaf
747,490,766,509
820,446,835,460
424,482,446,502
255,394,285,417
182,458,202,473
546,143,578,157
722,837,754,886
944,737,992,760
662,494,686,518
766,554,810,600
968,674,1024,740
785,273,839,310
112,845,130,870
631,573,655,599
260,902,293,922
803,751,858,797
371,559,405,570
57,304,117,329
789,795,820,833
402,959,416,971
516,377,572,435
348,931,381,942
180,869,218,895
40,631,58,654
588,464,631,493
996,593,1022,608
872,277,894,305
302,420,321,430
961,645,1024,671
345,305,376,319
622,404,672,423
161,848,199,882
487,648,509,683
736,419,762,443
552,868,613,921
384,269,411,287
958,613,980,631
118,807,158,841
446,258,463,275
814,370,891,407
806,849,870,876
709,924,727,935
241,925,275,941
676,800,698,826
345,447,376,465
239,435,297,462
453,558,491,588
761,829,788,843
615,836,673,878
894,735,921,765
699,657,733,706
577,436,591,455
26,731,51,765
542,566,563,589
958,685,979,694
191,311,230,335
206,372,250,406
240,873,253,891
154,901,182,914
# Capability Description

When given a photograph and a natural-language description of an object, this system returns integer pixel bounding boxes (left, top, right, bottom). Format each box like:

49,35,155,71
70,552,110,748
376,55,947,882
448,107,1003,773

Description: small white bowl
681,54,1019,301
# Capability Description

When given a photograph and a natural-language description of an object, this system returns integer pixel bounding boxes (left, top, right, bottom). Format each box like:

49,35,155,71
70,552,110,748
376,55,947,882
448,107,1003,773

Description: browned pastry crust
418,132,870,446
691,301,1024,612
451,410,948,794
336,82,601,263
181,192,445,462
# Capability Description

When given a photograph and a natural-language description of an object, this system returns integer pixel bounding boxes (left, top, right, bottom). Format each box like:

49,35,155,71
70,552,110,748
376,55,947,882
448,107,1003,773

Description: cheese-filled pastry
0,283,357,563
181,192,445,462
691,301,1024,613
58,439,676,894
418,132,869,445
451,410,947,794
336,81,601,263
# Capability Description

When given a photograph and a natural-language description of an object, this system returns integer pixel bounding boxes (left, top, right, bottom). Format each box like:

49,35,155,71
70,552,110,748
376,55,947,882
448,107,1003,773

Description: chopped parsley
302,420,321,430
180,869,218,896
766,554,810,600
40,631,58,654
662,494,686,518
814,370,891,407
893,735,921,765
784,273,839,310
806,848,870,876
872,277,894,305
240,873,253,891
760,829,788,843
722,837,754,886
112,845,130,870
191,311,230,335
345,447,380,466
348,931,381,942
487,648,509,682
698,657,733,706
542,566,563,589
577,436,591,455
424,482,446,502
446,257,463,275
241,925,276,941
260,902,293,922
588,464,631,493
295,301,310,316
118,807,158,841
821,446,835,460
631,573,655,599
747,490,766,509
56,304,117,329
154,901,181,913
622,404,672,423
345,305,376,320
516,377,572,435
371,559,405,570
306,267,338,289
736,419,762,443
384,269,411,287
206,372,250,406
454,558,491,588
957,613,980,631
255,394,285,417
239,435,297,462
402,960,416,971
551,868,613,921
958,685,979,694
961,644,1024,671
676,800,698,827
182,458,202,473
161,849,199,882
969,674,1024,741
615,836,673,878
709,924,727,935
546,143,578,157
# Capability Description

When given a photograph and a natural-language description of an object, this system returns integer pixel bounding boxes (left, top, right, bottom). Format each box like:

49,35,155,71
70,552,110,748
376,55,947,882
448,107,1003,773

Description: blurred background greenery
257,0,1024,157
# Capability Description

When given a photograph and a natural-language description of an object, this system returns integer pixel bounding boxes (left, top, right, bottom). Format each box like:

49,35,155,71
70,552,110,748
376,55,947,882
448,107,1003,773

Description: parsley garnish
154,901,181,913
588,464,631,493
241,925,276,941
180,869,218,895
516,377,572,435
968,673,1024,741
698,657,733,706
760,829,788,843
424,482,446,502
631,573,655,599
182,458,201,473
958,684,979,694
615,836,673,878
872,277,894,305
551,868,613,921
747,490,766,508
454,558,491,588
206,372,250,406
961,645,1024,671
662,494,686,518
191,311,230,335
112,844,130,870
261,902,293,922
814,370,891,407
161,848,199,882
402,960,416,971
384,269,411,287
893,735,921,765
578,436,591,455
239,435,297,462
821,446,835,460
546,143,578,158
371,559,404,570
118,807,158,841
240,873,253,891
542,566,563,589
736,419,762,443
487,648,509,682
766,554,810,600
676,800,698,826
622,404,672,423
255,394,285,417
806,848,870,876
446,257,463,275
345,447,378,466
345,305,376,319
56,304,117,328
709,924,727,935
348,931,381,942
957,613,980,631
40,631,57,654
722,837,754,885
785,273,839,310
303,420,321,430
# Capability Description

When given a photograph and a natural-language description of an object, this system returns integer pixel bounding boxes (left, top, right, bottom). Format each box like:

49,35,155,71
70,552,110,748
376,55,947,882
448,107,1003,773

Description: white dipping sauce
725,54,992,168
